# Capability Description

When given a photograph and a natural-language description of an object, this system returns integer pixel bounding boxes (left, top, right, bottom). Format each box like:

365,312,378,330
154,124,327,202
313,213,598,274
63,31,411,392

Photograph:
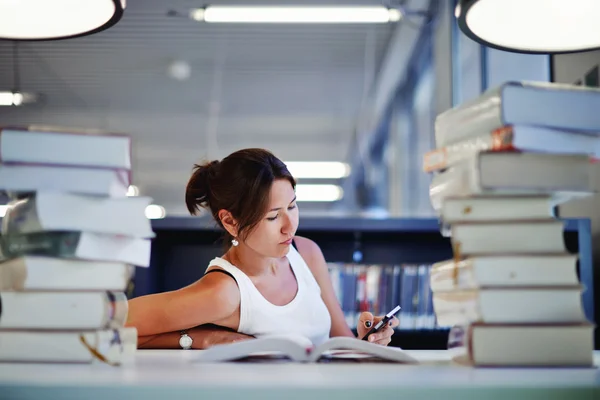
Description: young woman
126,148,398,349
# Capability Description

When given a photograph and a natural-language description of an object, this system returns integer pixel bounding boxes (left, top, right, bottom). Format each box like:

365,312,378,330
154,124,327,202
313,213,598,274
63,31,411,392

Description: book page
191,335,313,363
311,337,418,364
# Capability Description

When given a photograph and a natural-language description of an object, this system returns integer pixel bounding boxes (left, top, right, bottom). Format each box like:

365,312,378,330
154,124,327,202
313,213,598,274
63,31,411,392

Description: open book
191,334,419,364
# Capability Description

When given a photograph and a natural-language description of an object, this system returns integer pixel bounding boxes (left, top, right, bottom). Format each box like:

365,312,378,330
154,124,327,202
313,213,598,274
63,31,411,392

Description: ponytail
185,160,219,215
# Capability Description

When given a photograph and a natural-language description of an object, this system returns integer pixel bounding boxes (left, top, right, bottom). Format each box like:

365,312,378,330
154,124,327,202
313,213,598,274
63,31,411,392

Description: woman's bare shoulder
183,268,241,311
197,267,238,289
292,235,322,256
292,235,326,271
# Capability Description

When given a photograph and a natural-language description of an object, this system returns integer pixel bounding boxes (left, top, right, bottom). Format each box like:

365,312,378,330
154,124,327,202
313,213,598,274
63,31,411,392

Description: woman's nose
280,214,292,234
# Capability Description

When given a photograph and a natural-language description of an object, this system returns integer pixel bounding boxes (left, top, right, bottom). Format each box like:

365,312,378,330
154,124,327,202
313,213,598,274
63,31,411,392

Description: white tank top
205,245,332,346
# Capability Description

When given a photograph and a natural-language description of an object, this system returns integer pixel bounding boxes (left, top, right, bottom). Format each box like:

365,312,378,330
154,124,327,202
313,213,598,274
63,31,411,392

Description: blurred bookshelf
137,216,594,350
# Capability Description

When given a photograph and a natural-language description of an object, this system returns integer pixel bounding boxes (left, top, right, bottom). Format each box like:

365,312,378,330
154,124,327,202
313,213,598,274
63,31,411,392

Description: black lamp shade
0,0,125,41
455,0,600,54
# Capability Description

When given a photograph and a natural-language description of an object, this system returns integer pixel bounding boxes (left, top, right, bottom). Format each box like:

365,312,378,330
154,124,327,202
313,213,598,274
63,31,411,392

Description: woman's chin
275,244,291,256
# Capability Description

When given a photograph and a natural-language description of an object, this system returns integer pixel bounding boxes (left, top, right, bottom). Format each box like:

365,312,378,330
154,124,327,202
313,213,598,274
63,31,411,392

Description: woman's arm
137,324,254,349
126,272,240,337
293,236,355,338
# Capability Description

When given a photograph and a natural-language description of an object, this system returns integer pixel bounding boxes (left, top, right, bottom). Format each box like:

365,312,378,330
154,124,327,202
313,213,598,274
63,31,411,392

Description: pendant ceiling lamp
0,0,126,41
455,0,600,54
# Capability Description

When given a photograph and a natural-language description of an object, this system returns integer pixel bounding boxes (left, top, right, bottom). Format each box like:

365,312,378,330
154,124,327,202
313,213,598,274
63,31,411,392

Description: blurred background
0,0,437,219
0,0,595,221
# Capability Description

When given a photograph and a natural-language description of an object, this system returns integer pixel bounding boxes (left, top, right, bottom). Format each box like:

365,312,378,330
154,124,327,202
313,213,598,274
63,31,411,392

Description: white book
449,220,566,255
433,287,587,326
0,327,138,364
448,324,594,367
440,196,555,223
2,192,155,238
0,291,128,330
0,231,151,267
0,127,131,170
191,334,418,364
423,125,600,173
0,164,129,197
0,256,134,291
430,254,579,292
429,152,595,213
435,81,600,147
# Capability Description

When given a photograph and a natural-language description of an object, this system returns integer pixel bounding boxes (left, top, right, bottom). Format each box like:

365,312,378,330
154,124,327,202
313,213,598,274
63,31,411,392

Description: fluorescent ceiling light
295,184,343,202
145,204,166,219
127,185,139,197
190,6,402,24
456,0,600,54
285,162,350,179
0,0,125,40
0,91,38,106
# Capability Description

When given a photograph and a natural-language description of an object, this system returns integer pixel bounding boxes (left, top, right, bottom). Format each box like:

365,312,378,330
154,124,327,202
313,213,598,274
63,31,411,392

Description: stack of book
0,126,154,365
423,81,600,367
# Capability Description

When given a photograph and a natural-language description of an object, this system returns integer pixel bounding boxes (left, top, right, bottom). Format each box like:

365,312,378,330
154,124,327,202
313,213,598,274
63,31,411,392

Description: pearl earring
231,238,239,247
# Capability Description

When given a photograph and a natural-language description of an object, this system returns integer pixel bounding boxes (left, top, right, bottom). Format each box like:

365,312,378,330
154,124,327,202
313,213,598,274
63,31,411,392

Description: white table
0,350,599,399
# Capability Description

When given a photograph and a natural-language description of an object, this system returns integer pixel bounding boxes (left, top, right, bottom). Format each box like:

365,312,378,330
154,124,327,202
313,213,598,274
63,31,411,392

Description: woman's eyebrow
268,196,297,212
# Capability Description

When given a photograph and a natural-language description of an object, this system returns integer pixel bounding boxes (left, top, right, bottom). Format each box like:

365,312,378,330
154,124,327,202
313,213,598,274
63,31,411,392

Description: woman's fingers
388,316,400,329
366,324,395,345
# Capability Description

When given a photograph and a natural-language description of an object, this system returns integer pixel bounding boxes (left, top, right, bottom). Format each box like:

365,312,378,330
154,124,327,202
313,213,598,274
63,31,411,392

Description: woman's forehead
268,180,295,204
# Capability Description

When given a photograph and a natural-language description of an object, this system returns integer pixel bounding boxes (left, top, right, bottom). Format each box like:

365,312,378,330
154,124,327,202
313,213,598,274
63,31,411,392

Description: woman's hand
357,311,399,346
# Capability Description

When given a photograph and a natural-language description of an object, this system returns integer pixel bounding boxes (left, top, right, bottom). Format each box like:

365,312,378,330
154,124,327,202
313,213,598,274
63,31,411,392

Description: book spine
2,195,44,236
416,265,429,329
392,266,402,327
0,231,82,260
426,265,436,328
424,126,518,172
355,266,368,317
399,265,416,329
377,266,389,315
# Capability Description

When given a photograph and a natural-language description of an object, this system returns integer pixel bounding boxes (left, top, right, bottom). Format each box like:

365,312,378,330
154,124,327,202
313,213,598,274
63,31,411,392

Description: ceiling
0,0,400,216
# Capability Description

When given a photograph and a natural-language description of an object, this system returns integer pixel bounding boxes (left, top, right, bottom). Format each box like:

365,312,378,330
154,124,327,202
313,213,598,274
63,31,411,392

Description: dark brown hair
185,148,296,245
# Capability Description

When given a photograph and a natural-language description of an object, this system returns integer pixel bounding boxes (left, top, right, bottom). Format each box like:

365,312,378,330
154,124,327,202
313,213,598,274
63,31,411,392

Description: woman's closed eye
266,205,296,221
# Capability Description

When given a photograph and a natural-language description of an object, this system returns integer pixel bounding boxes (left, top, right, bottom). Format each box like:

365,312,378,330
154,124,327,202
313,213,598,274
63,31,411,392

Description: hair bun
185,159,220,215
207,160,220,175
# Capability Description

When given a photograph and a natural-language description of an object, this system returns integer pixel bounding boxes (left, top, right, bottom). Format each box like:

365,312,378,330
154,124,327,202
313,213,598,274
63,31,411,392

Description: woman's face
244,179,299,258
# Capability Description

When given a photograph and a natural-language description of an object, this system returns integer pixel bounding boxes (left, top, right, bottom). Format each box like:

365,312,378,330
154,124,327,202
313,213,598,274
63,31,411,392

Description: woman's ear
218,210,238,237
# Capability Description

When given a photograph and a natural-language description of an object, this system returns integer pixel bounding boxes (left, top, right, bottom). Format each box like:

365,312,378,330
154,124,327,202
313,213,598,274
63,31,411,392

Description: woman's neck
225,244,282,277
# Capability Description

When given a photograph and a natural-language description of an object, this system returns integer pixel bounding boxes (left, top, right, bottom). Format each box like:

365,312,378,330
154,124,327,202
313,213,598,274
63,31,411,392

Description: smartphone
361,305,401,341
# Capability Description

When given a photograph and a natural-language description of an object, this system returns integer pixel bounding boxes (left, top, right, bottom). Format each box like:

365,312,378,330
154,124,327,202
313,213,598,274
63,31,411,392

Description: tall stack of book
423,81,600,367
0,126,154,365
